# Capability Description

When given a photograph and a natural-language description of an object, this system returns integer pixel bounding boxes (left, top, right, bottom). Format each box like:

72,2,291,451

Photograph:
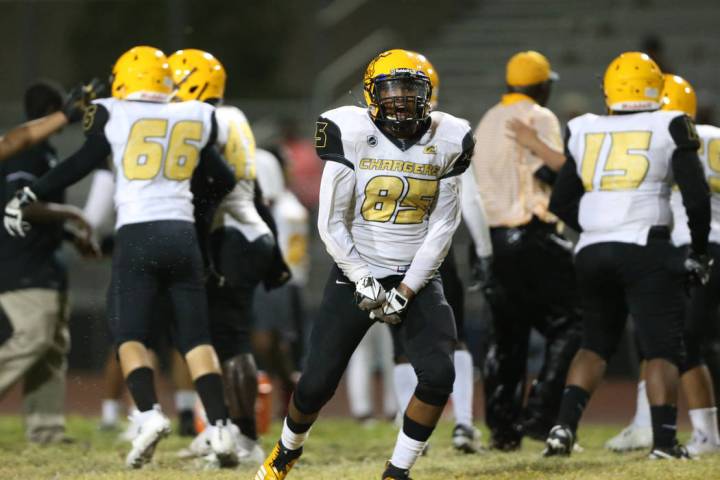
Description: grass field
0,416,718,479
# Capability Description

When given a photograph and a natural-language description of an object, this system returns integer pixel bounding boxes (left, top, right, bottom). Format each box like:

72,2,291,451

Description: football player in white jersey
543,52,712,460
256,49,473,480
605,74,720,455
3,46,240,469
167,48,286,465
388,51,492,454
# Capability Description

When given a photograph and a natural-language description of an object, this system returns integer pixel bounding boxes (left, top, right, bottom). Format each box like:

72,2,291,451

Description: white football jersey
316,106,472,283
568,110,688,252
671,124,720,246
273,190,310,286
212,105,270,241
95,97,215,229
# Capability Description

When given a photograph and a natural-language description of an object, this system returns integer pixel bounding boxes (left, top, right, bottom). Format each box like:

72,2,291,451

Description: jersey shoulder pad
697,123,720,139
315,105,371,170
431,111,474,179
215,105,251,146
566,113,598,132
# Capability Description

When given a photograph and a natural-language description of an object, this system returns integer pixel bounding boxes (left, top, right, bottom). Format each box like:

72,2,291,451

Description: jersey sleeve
315,116,354,170
402,174,463,292
317,160,371,282
440,128,474,180
548,126,585,232
669,114,702,151
31,104,111,200
459,168,493,257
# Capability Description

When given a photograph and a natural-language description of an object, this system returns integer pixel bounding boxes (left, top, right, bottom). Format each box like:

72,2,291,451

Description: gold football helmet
168,49,226,102
660,74,696,119
603,52,663,112
363,49,432,137
412,52,439,110
111,46,173,102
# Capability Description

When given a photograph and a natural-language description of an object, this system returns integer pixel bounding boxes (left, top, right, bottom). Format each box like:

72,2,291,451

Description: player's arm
506,115,565,172
459,168,492,258
670,114,710,255
0,79,104,163
82,167,115,231
315,116,384,310
549,127,584,232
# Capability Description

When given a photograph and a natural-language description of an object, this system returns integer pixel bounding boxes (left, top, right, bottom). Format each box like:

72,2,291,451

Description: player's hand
506,118,539,150
354,275,386,311
371,284,414,325
469,255,505,305
62,78,105,123
684,250,714,286
65,214,101,258
4,187,37,237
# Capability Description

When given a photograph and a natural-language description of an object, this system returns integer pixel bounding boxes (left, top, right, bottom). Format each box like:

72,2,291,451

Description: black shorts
107,220,210,355
575,232,686,366
206,228,274,361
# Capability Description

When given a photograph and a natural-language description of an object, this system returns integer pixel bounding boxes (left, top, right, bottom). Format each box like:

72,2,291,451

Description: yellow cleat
255,441,302,480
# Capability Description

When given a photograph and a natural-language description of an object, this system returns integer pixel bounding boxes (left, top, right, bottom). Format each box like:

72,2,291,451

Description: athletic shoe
604,424,652,452
543,425,574,457
686,430,720,457
204,420,238,468
452,424,483,454
125,406,171,469
648,443,691,460
488,433,521,452
178,409,196,437
255,441,302,479
382,461,412,479
177,427,212,458
237,431,266,466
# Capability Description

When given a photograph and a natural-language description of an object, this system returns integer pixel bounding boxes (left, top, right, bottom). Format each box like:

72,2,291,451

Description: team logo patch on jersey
367,135,378,147
423,145,437,154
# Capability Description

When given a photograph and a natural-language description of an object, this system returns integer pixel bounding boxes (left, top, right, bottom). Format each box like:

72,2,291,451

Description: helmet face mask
363,49,433,139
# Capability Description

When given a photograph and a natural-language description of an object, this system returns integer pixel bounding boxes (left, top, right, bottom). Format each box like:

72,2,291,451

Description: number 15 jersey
91,97,216,229
566,110,700,252
315,105,473,290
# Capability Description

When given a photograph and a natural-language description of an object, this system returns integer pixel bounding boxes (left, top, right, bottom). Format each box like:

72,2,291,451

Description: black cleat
543,425,574,457
452,424,483,453
382,462,412,480
648,443,691,460
489,432,521,452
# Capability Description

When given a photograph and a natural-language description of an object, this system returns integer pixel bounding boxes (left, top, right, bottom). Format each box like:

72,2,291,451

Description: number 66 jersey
90,97,217,229
315,105,473,293
562,110,703,252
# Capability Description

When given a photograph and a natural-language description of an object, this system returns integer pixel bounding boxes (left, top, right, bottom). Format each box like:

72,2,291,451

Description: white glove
354,275,386,311
4,187,37,237
370,288,409,325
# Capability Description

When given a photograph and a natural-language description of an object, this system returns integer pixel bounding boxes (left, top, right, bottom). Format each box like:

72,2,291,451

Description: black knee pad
680,332,703,374
414,353,455,406
293,371,337,415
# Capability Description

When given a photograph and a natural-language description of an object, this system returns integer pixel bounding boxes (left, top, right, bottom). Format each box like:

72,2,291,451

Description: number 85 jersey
565,110,700,252
315,105,473,292
92,97,216,229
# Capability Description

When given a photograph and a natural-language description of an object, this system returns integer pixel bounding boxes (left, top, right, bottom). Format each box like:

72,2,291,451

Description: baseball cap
506,51,559,87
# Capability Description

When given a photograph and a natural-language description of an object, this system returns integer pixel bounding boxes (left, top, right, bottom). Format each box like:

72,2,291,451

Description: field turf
0,416,718,479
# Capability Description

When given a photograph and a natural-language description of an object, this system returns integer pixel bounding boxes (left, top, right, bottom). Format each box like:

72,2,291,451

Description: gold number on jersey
580,131,652,191
123,119,166,180
704,138,720,193
165,121,203,180
225,121,256,180
122,119,203,181
361,175,438,224
286,233,308,266
315,121,328,148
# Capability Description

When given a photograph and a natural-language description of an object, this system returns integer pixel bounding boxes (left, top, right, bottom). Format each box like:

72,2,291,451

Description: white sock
451,350,474,427
174,390,196,412
389,430,426,470
393,364,417,414
689,407,720,444
280,417,310,450
101,399,121,425
632,381,651,428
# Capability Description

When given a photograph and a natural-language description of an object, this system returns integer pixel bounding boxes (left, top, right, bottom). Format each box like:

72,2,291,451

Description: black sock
651,405,678,448
556,385,590,435
194,373,229,424
125,367,157,412
286,414,313,434
402,414,435,442
234,416,258,440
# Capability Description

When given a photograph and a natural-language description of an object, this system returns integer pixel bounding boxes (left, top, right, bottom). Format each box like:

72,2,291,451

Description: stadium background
0,0,719,419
